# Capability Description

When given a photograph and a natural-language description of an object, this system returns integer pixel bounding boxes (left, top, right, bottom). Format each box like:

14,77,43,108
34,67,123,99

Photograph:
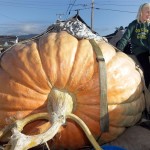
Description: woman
117,3,150,89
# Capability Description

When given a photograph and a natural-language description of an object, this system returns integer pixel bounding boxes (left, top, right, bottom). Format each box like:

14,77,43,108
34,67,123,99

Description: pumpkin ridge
74,110,101,136
57,32,79,88
66,38,95,91
76,107,100,121
65,38,80,90
0,54,30,90
35,39,53,89
1,42,50,93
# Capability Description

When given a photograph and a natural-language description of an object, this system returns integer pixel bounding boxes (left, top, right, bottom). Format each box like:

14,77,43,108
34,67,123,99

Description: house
0,35,18,51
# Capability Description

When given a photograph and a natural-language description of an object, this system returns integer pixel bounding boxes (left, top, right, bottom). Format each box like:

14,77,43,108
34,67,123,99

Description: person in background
117,3,150,89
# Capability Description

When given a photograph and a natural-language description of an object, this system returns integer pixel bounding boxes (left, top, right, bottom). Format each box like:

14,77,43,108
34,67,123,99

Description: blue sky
0,0,148,36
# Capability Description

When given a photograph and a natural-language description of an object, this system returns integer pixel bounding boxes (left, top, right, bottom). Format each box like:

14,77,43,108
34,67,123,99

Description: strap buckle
96,56,105,62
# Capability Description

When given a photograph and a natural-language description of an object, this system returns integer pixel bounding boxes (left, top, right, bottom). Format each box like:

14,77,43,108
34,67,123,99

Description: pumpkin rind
0,31,144,149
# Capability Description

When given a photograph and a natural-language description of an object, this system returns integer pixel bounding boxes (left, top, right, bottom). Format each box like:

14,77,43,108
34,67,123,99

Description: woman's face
141,6,150,22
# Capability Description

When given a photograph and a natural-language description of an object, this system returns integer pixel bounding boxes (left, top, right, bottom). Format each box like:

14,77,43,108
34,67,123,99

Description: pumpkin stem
4,119,63,150
1,88,103,150
48,88,103,150
0,113,48,141
67,113,103,150
2,88,74,150
3,114,103,150
47,88,74,119
1,113,49,149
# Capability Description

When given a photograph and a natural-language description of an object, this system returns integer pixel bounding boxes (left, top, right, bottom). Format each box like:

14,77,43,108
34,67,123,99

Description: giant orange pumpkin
0,31,145,149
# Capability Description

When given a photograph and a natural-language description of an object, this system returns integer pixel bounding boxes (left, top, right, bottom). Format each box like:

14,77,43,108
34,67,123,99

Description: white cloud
0,23,49,35
19,24,46,34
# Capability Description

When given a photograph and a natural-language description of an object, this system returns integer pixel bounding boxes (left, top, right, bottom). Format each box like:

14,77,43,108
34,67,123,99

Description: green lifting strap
89,39,109,132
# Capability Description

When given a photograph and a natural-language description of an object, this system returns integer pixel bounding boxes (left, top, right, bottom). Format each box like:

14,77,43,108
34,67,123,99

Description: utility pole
75,9,80,16
91,0,94,30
